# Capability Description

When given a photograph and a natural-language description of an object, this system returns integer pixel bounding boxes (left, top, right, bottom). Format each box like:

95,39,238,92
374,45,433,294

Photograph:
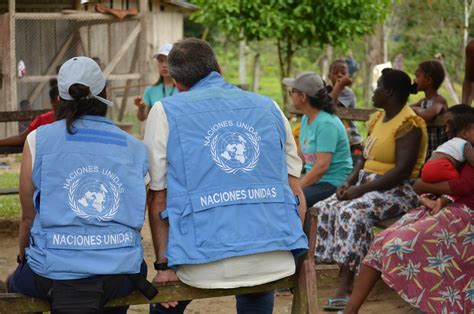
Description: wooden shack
0,0,196,137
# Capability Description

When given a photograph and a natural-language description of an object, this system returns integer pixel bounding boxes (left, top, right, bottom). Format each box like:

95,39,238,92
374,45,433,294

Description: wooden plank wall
0,0,186,137
14,19,76,110
140,2,183,86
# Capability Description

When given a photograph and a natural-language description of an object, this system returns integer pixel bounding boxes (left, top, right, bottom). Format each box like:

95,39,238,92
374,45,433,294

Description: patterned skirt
364,204,474,314
314,170,419,272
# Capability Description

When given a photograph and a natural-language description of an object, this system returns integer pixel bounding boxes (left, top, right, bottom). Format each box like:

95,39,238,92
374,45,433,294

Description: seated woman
344,107,474,314
282,72,353,206
6,57,152,313
314,68,427,311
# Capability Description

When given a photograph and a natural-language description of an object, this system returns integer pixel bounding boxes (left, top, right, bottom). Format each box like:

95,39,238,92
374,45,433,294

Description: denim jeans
150,291,274,314
303,181,337,208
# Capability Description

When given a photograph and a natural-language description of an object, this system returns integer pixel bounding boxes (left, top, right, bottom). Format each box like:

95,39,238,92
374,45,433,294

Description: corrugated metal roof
162,0,198,12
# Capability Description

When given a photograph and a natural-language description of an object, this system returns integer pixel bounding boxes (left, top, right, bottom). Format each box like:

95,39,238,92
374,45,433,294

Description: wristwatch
154,261,170,271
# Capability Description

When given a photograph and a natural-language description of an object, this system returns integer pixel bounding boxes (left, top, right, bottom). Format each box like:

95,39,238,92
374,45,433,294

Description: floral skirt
314,170,419,272
364,203,474,314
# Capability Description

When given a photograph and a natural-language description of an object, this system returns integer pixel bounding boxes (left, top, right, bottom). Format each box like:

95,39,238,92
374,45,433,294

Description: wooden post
117,37,140,121
103,23,141,77
0,15,10,137
139,0,150,13
137,0,152,135
435,53,460,104
8,0,16,111
291,209,319,314
6,0,17,137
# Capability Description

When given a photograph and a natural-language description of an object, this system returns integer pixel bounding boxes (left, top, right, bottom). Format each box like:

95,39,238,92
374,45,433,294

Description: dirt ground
0,218,415,314
0,156,414,313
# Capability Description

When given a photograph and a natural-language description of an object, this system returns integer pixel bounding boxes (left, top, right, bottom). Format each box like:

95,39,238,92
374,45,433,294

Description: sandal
322,297,349,311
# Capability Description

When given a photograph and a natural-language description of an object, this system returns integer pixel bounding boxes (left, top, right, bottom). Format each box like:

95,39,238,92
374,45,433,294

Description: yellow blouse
363,105,427,178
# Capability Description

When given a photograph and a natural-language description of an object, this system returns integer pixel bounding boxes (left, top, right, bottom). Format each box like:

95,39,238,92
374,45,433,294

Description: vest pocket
191,201,291,248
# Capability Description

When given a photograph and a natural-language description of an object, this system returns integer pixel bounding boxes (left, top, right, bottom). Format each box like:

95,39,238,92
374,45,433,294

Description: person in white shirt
144,38,308,314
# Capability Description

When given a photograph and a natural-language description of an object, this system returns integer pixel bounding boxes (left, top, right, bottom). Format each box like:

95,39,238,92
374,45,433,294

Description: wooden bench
0,277,298,312
0,207,322,313
0,208,400,313
0,187,19,196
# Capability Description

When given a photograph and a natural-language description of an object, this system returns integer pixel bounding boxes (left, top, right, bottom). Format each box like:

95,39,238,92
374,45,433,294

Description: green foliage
191,0,390,47
390,0,471,82
191,0,391,111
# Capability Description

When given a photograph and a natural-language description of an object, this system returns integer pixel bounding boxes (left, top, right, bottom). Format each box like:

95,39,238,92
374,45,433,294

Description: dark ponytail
308,86,336,114
55,83,108,134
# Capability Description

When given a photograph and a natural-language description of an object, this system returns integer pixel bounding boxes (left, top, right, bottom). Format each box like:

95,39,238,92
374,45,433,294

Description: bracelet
420,193,436,200
440,194,455,203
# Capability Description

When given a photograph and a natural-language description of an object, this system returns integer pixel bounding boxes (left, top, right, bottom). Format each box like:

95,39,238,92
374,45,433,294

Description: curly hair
449,111,474,137
418,60,445,90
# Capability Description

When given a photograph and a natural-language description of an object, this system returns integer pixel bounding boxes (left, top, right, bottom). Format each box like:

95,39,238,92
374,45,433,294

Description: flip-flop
322,297,349,311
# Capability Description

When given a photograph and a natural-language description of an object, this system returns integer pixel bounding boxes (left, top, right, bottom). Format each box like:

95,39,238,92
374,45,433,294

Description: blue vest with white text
161,72,308,266
27,116,148,280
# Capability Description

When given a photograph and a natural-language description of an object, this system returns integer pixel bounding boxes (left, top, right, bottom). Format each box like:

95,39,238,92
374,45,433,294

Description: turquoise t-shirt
299,111,353,187
143,83,177,107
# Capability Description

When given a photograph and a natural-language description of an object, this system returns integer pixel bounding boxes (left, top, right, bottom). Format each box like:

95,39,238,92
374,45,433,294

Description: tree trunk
464,0,474,49
277,39,287,110
321,45,333,81
239,29,247,89
277,36,295,115
251,52,260,92
363,26,385,108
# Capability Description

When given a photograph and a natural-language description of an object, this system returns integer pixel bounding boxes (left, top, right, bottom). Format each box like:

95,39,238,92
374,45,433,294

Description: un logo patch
63,166,124,221
204,120,261,174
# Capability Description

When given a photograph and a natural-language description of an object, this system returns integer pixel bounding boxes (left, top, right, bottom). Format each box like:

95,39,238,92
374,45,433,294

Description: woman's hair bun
68,83,91,101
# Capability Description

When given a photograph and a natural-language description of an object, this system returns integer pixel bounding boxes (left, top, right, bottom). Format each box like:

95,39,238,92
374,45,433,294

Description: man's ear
174,79,189,92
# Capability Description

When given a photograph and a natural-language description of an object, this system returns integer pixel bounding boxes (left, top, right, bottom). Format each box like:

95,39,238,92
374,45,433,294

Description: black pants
8,259,148,314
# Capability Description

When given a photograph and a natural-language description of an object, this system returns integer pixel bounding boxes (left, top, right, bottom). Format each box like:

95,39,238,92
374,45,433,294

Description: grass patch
0,172,21,219
0,172,19,189
0,195,21,219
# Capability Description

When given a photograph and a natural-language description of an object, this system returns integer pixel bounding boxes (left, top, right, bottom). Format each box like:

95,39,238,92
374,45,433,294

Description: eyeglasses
288,88,301,96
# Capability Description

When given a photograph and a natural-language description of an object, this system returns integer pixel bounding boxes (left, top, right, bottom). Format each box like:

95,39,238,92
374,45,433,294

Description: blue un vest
161,72,308,266
27,116,148,280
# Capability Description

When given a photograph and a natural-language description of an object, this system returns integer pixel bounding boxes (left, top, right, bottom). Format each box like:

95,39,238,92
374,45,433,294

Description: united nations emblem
204,121,260,174
63,166,123,221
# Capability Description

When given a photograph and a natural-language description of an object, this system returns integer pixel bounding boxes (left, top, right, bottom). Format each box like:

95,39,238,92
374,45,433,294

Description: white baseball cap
58,56,113,107
153,43,173,58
